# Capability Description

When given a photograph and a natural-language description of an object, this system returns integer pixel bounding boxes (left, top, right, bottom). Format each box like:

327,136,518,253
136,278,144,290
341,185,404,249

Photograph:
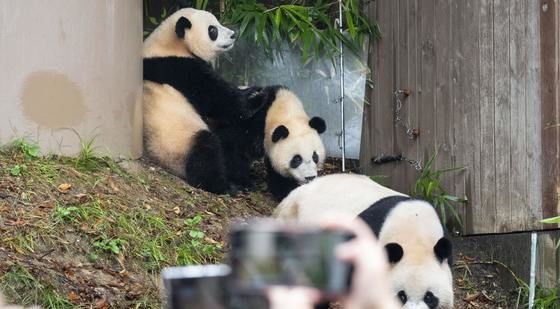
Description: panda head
386,238,454,309
147,8,236,61
269,117,327,184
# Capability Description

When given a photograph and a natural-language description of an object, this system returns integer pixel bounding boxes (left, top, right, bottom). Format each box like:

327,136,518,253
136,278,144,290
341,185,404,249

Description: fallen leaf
6,218,26,226
57,183,72,193
173,206,181,215
107,177,119,192
67,291,80,302
95,298,108,309
464,292,480,302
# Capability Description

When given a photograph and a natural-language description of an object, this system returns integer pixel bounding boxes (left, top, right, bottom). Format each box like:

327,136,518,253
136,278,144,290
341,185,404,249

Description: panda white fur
273,174,454,309
142,8,267,194
274,173,404,221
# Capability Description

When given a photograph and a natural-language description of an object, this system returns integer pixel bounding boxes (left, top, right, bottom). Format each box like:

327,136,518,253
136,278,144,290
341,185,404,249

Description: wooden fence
360,0,559,235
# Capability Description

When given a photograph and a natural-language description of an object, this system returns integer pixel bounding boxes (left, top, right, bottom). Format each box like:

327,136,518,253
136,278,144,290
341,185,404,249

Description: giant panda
274,173,404,221
225,86,328,201
273,174,454,308
142,8,267,194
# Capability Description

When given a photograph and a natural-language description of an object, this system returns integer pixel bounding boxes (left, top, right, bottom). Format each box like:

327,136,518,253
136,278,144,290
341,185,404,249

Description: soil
0,148,523,308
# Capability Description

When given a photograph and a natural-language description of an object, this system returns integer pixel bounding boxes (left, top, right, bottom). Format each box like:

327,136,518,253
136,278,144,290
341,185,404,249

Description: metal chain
372,153,423,171
406,158,423,171
393,90,417,139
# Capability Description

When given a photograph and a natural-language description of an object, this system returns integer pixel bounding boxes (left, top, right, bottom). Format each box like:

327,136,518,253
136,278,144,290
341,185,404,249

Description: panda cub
142,8,266,194
273,174,454,308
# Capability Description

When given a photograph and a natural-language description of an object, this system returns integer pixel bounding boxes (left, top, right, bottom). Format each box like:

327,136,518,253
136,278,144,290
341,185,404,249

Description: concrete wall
0,0,143,158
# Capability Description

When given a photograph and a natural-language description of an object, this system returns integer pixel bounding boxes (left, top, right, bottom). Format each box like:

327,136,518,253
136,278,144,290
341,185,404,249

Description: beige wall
0,0,143,158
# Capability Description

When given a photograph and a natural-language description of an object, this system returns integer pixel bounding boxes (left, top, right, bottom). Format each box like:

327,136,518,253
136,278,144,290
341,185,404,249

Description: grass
1,265,77,309
0,138,276,308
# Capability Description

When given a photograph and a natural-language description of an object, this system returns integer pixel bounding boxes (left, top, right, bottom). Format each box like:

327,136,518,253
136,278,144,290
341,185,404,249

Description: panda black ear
434,237,452,263
385,243,403,264
309,117,326,134
272,125,289,143
175,17,192,39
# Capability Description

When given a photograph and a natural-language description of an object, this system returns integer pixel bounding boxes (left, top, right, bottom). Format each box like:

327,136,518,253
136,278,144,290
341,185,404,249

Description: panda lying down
274,173,454,309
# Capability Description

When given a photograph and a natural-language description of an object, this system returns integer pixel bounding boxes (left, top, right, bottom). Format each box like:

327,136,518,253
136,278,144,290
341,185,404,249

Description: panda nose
305,176,316,182
230,31,237,39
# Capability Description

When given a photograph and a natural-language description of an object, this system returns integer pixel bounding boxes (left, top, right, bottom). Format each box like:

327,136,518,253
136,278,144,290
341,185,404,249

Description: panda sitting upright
142,8,267,194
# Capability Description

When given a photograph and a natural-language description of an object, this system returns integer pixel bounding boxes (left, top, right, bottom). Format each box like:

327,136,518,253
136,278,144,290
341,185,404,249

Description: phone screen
162,265,230,309
229,228,353,295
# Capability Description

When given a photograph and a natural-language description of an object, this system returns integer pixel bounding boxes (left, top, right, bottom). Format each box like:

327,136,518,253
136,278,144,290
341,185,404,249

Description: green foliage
517,282,560,309
369,175,387,185
9,164,26,176
541,216,560,224
222,0,380,63
93,237,127,255
178,215,223,265
411,152,467,228
11,139,40,160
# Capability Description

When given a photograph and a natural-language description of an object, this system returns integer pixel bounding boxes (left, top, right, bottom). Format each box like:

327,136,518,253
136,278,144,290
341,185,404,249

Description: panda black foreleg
185,130,236,195
265,157,299,201
213,126,254,190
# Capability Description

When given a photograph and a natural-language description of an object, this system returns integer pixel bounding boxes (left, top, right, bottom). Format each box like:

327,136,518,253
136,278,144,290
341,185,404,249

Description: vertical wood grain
540,0,560,223
526,0,544,229
509,0,530,230
478,0,497,233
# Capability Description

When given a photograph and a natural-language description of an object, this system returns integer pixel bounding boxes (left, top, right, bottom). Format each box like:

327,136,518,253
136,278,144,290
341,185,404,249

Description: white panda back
273,173,405,224
143,81,208,178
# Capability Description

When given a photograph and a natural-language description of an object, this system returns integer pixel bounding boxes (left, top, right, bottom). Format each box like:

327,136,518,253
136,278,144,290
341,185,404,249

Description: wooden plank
477,0,497,234
404,0,420,193
392,0,410,194
540,0,560,223
417,0,436,182
527,0,544,230
373,0,397,188
453,0,480,234
509,0,530,231
361,0,397,187
493,0,511,233
359,0,376,176
434,0,454,226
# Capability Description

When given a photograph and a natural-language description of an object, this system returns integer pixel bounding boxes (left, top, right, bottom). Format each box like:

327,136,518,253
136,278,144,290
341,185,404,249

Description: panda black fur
273,174,454,308
142,8,266,194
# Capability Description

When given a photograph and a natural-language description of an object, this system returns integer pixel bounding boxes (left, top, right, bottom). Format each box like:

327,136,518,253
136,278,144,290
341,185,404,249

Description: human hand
267,286,321,309
321,216,400,309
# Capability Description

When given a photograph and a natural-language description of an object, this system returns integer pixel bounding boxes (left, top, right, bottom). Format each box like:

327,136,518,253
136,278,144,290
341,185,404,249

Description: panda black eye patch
312,151,319,164
397,290,407,304
290,155,302,169
424,291,439,308
208,26,218,41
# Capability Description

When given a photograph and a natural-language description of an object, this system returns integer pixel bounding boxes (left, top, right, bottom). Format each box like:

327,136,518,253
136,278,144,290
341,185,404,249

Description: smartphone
228,220,354,297
161,264,230,309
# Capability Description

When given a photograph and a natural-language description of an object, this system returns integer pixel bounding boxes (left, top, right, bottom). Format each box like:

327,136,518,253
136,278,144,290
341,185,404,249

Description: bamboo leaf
541,216,560,224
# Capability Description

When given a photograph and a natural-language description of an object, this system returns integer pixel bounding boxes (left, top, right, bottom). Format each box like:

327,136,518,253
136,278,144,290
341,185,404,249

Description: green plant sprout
411,151,467,228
